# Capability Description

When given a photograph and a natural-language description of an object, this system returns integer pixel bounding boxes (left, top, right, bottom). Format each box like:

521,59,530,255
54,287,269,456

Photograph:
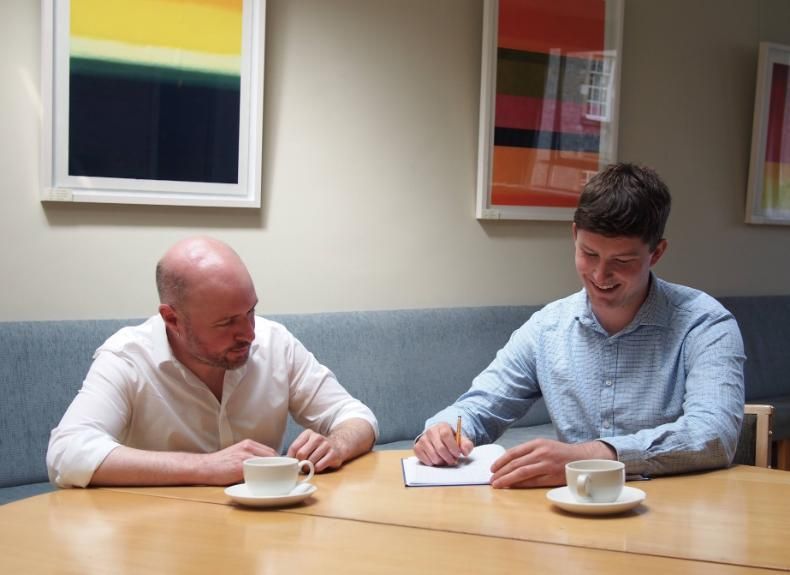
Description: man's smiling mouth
592,280,618,291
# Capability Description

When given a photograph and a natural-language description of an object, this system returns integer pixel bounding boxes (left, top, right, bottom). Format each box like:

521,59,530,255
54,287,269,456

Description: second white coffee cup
243,456,315,496
565,459,624,503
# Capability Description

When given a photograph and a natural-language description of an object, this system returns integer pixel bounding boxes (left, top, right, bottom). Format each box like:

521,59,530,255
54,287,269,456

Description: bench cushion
0,482,54,505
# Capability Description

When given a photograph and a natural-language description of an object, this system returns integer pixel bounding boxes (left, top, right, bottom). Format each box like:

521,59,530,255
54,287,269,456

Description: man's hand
414,422,474,466
286,419,376,473
200,439,278,485
286,429,344,472
490,438,616,488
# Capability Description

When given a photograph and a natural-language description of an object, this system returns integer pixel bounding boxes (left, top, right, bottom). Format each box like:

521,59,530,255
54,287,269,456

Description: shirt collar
151,314,177,368
631,273,670,329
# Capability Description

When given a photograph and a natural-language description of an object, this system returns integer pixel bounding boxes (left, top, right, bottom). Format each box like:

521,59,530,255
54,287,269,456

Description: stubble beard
182,324,251,371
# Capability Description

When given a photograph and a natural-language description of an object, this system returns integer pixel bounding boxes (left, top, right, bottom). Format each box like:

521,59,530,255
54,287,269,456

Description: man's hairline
574,226,664,254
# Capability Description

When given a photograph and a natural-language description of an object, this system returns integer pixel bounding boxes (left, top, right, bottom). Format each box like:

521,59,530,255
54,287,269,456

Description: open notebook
401,444,505,487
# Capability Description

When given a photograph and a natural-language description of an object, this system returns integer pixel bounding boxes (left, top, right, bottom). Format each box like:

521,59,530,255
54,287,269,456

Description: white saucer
546,485,646,515
224,483,317,508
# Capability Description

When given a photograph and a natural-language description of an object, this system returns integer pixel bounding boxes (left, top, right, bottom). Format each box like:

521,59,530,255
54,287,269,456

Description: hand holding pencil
413,416,474,467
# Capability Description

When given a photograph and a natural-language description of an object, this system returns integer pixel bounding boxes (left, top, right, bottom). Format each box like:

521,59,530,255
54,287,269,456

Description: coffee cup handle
576,473,591,498
298,460,315,484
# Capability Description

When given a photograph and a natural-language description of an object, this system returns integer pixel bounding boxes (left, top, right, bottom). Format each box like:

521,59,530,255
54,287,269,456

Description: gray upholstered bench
2,297,788,504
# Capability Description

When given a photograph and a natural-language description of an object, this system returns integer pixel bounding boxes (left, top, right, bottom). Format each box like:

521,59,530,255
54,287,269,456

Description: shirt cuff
50,435,121,488
600,436,649,475
332,410,380,441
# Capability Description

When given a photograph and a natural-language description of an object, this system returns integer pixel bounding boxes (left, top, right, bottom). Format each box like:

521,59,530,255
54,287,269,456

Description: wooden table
1,451,788,573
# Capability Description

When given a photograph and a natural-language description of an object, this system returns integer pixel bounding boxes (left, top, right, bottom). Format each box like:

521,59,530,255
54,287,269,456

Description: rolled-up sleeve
286,336,379,440
46,353,131,488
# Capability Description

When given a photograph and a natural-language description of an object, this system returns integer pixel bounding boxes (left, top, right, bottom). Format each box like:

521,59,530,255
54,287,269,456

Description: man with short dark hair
415,163,745,487
48,236,378,488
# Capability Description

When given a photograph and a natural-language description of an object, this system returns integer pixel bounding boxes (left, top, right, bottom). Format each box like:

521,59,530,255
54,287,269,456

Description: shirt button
603,420,611,429
605,380,613,386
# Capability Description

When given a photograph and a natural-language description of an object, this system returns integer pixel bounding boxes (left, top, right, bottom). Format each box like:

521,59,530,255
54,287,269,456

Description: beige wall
1,0,789,321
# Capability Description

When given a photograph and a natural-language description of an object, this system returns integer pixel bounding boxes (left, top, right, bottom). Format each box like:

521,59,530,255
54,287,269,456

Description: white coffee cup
565,459,625,503
243,456,315,496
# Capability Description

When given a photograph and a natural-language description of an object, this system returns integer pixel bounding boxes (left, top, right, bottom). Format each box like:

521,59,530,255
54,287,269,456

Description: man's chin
224,349,251,370
587,285,622,305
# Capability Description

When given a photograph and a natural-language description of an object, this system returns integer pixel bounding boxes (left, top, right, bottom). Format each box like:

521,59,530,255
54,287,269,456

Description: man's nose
237,315,255,341
593,261,611,281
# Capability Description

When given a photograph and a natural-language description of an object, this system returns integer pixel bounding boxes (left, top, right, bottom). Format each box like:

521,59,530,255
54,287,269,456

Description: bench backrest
718,296,790,401
0,306,544,488
273,306,547,447
0,319,136,488
5,296,786,488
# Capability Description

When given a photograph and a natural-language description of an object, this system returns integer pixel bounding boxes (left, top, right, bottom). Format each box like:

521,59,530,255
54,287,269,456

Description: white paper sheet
401,444,505,487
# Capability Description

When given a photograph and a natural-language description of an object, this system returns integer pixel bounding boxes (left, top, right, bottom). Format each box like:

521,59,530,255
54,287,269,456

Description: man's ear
650,239,668,267
572,222,577,241
159,304,179,332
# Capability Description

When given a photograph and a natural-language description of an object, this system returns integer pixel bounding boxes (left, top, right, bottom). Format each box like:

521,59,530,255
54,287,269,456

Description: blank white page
401,444,505,487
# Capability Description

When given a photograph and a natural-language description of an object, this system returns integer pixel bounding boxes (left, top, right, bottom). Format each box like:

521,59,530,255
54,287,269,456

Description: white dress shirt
47,315,379,487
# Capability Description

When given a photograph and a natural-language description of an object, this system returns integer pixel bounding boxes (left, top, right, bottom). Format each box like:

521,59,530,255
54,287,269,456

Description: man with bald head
47,237,378,488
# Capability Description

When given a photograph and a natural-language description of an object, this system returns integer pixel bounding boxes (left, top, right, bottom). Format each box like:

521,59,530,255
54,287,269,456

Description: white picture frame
745,42,790,225
476,0,624,221
40,0,265,208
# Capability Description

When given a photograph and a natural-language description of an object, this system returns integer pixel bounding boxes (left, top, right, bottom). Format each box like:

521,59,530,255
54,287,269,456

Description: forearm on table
427,394,537,447
89,445,210,486
608,366,744,474
604,417,737,476
432,340,540,445
327,418,376,463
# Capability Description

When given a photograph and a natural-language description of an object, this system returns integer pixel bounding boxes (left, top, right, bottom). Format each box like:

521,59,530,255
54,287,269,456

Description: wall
1,0,788,321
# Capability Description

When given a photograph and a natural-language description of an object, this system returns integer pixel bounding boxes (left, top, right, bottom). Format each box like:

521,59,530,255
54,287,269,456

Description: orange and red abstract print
491,0,613,208
762,62,790,212
68,0,243,183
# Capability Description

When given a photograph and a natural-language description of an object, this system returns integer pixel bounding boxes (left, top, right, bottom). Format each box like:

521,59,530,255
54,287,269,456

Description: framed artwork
40,0,265,208
745,42,790,225
476,0,624,220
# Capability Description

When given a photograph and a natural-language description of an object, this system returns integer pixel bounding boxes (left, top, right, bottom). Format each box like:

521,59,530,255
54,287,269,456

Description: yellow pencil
455,415,462,448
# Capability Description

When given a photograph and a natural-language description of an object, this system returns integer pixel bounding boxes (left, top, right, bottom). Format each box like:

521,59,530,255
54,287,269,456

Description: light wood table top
0,488,779,575
104,450,790,571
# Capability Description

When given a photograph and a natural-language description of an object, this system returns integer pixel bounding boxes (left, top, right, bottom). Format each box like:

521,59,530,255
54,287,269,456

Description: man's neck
593,306,638,335
590,274,654,335
186,362,225,402
592,290,649,335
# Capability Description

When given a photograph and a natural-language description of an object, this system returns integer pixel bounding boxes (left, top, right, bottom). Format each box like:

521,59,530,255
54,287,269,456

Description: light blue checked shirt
427,276,745,476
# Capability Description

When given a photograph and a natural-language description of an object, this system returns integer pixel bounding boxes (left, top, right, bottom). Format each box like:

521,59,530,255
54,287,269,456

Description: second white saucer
546,485,646,515
225,483,317,508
